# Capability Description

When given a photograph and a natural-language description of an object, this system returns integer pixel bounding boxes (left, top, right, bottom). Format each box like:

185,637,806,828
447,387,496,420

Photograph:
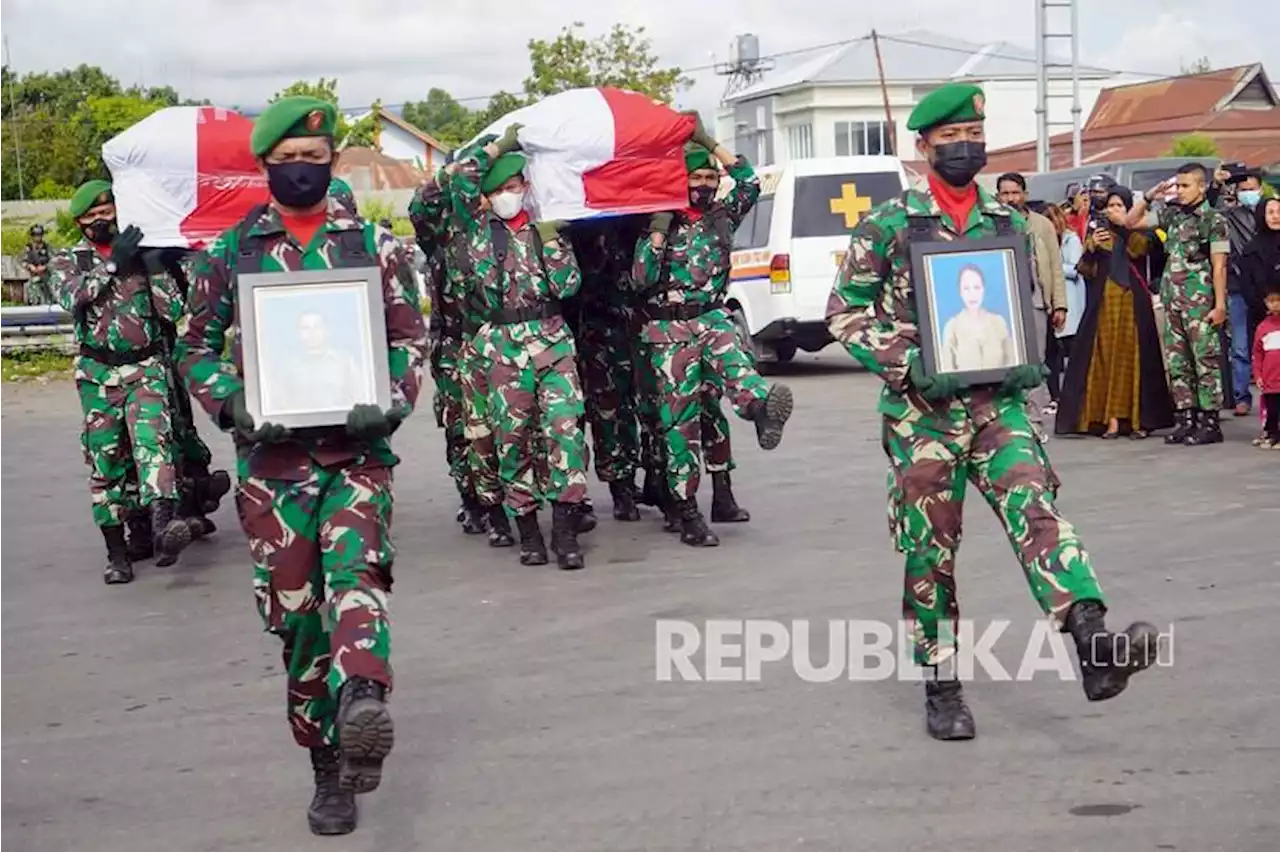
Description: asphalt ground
3,348,1277,852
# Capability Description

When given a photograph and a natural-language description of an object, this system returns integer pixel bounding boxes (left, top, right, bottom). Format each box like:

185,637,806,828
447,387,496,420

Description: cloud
2,0,1276,120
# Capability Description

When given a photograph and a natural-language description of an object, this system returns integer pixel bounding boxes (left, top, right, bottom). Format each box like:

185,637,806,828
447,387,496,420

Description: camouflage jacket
826,185,1036,429
437,147,582,368
631,157,759,310
409,177,463,340
49,240,184,385
1147,198,1229,309
175,199,428,478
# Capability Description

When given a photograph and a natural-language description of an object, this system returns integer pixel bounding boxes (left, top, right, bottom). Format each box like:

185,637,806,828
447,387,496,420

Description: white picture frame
237,267,391,428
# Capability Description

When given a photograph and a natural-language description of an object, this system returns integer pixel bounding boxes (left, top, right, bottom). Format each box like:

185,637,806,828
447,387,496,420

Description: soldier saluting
175,96,428,836
826,83,1160,741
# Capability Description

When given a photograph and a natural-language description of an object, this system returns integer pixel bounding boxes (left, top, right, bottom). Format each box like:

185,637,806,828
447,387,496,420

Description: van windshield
791,172,904,238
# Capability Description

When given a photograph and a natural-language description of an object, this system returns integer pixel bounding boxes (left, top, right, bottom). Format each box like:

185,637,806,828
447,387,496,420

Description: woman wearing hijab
1238,196,1280,441
1055,186,1174,438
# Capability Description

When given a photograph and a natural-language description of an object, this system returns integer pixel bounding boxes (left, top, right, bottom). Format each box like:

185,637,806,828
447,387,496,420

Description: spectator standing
1252,282,1280,448
1215,163,1264,415
1239,198,1280,444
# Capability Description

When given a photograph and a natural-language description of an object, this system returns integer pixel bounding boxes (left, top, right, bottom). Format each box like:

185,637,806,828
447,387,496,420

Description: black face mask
930,141,987,187
689,186,716,209
267,161,332,208
81,218,118,245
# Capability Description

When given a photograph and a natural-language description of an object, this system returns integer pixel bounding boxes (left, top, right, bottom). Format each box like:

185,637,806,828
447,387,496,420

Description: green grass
2,349,74,381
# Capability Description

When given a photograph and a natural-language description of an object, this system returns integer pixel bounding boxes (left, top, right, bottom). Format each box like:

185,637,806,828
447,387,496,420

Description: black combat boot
609,479,641,521
125,511,154,562
659,488,683,534
551,502,586,570
1064,600,1159,701
515,511,548,565
676,498,719,547
336,677,395,794
1183,407,1224,446
576,498,598,534
710,471,750,523
640,466,665,507
150,498,192,568
307,745,357,835
101,525,134,585
458,493,486,535
1164,408,1195,444
748,384,794,450
178,478,216,540
486,505,514,547
195,467,231,515
925,677,976,741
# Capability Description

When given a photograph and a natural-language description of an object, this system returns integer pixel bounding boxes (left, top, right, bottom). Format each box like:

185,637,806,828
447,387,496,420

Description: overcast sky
3,0,1277,120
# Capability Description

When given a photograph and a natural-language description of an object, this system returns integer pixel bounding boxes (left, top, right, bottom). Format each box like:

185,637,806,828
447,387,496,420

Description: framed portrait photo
237,267,392,428
909,235,1040,386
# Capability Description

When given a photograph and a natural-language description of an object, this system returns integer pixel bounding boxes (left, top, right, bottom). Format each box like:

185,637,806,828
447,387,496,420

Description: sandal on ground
1101,431,1121,440
1129,429,1149,440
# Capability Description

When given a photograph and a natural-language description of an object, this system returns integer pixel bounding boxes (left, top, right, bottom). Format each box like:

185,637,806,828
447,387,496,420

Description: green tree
403,88,474,146
523,23,691,103
1168,132,1219,157
269,78,380,149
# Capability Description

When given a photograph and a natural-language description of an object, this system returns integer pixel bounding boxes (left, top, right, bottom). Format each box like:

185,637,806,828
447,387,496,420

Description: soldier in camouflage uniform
49,180,196,585
1125,164,1231,445
826,83,1159,742
412,154,517,549
436,126,590,570
409,176,488,536
175,97,428,837
630,118,793,547
569,220,644,521
22,224,55,305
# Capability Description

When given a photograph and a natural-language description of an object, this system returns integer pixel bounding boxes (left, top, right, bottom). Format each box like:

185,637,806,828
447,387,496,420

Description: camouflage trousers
166,360,213,472
459,337,503,506
634,338,738,477
432,338,469,498
1164,301,1223,410
644,312,768,500
76,358,178,527
488,352,589,516
236,458,395,749
579,319,639,483
883,395,1104,666
24,274,55,306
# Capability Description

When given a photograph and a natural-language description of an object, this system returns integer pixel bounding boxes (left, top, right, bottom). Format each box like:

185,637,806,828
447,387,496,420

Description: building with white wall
347,106,449,172
715,31,1117,168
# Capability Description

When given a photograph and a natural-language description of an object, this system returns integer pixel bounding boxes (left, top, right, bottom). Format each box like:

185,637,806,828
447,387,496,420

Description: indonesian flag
476,87,696,221
102,106,270,249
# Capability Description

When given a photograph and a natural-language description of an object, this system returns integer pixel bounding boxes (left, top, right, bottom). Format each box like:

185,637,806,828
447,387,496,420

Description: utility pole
1036,0,1083,172
3,35,27,200
871,30,897,155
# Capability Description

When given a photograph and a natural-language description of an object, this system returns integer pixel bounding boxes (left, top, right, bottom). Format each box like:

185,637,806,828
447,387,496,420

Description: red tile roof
985,63,1280,173
334,146,427,191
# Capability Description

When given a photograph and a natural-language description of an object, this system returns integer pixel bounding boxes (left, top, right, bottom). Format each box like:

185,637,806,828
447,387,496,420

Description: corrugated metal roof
726,29,1113,101
334,147,427,191
1086,64,1264,130
985,128,1280,173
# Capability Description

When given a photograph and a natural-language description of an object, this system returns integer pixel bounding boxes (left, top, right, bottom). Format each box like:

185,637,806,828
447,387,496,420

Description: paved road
3,349,1277,852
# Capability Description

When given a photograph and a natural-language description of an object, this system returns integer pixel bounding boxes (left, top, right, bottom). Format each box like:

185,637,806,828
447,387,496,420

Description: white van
727,156,908,364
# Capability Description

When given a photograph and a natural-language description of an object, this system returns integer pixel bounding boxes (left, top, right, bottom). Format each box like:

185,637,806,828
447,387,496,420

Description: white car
727,156,909,365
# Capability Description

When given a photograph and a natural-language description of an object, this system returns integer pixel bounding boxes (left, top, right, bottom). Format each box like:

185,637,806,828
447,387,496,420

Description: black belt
491,302,562,325
79,341,162,366
648,301,724,322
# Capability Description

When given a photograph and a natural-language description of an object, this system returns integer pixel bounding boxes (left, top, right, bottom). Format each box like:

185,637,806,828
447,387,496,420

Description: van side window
733,206,758,249
750,196,774,247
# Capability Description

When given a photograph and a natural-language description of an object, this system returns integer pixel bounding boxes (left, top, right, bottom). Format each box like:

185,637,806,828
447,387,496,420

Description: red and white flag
102,106,269,249
476,87,696,221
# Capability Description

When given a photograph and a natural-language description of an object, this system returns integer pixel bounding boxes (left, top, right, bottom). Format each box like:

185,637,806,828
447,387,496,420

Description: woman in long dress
1054,186,1174,438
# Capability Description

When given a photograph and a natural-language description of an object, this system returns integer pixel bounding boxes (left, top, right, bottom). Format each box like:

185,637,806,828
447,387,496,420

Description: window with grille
786,123,813,160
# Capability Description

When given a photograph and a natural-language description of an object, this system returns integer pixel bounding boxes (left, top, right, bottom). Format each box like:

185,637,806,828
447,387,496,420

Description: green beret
907,83,986,132
69,180,114,217
685,145,715,173
251,96,338,157
481,153,526,194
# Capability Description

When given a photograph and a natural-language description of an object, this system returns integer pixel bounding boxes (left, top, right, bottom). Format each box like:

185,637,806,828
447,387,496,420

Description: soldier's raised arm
535,221,582,300
174,234,242,426
825,207,916,391
373,226,429,418
631,211,673,291
408,177,446,255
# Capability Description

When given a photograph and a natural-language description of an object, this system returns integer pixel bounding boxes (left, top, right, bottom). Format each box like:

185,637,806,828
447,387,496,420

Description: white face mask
489,190,525,220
